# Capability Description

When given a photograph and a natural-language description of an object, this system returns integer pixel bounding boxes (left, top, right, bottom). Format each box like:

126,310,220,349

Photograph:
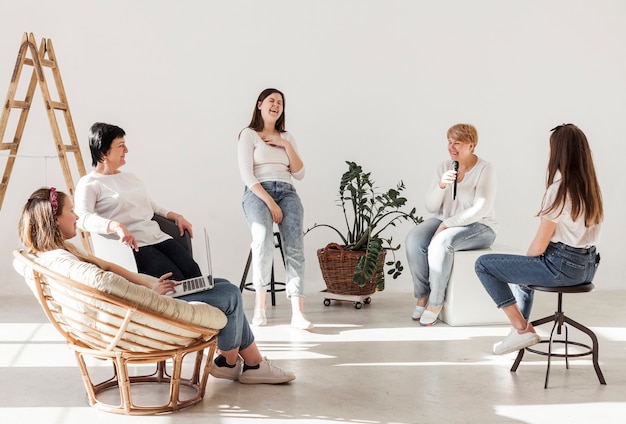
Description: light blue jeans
405,217,496,306
242,181,305,297
180,278,254,352
474,242,600,320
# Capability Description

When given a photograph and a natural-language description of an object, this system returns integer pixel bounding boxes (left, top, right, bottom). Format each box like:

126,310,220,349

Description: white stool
440,243,521,326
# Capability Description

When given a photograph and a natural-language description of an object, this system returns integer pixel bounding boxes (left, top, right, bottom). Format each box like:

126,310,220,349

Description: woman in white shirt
405,123,498,326
75,122,198,281
475,123,603,355
238,88,311,330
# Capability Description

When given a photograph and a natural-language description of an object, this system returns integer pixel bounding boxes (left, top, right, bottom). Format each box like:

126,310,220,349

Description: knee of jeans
474,256,488,273
474,258,483,273
214,280,243,311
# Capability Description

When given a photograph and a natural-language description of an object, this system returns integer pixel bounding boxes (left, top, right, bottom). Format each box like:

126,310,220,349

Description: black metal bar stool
239,232,286,306
510,282,606,388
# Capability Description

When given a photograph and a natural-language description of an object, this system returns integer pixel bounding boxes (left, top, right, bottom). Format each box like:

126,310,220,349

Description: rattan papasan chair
13,249,227,415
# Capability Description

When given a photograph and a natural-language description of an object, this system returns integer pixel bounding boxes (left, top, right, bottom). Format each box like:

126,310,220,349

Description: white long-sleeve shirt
425,157,498,231
74,171,171,247
237,128,305,188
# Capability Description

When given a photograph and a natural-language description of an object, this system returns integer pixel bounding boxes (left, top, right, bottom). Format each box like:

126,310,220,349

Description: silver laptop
167,228,215,297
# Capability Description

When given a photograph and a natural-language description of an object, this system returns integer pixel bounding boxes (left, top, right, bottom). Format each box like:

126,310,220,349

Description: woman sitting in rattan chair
18,187,295,385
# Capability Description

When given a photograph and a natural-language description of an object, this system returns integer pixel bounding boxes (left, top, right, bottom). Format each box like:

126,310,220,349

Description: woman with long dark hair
475,123,603,355
238,88,311,329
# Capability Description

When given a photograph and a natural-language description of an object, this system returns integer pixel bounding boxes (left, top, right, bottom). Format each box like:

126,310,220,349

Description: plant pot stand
321,289,373,309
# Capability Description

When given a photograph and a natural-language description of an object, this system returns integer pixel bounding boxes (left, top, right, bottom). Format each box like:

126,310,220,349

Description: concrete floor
1,287,624,423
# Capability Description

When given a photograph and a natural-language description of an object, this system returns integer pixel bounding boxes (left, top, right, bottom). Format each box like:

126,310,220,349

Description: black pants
133,238,201,280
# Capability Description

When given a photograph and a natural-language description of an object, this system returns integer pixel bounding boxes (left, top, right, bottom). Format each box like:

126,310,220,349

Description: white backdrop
1,0,624,296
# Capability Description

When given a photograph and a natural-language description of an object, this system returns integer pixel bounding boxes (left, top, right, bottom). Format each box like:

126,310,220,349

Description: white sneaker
239,357,296,384
210,357,242,380
493,327,541,355
291,313,314,330
419,309,440,326
251,308,267,326
412,306,425,321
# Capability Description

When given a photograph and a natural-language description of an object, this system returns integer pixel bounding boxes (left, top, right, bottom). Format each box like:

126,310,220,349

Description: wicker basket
316,243,386,296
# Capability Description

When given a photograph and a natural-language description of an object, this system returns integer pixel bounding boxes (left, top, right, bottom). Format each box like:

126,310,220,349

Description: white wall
1,0,624,296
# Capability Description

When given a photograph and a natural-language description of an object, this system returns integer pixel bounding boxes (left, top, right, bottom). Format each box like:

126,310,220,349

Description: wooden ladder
0,33,91,252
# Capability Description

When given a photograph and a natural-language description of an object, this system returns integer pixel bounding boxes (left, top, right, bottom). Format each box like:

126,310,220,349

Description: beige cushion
15,251,226,351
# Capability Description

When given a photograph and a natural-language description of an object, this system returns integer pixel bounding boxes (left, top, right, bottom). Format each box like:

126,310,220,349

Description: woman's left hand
176,215,194,238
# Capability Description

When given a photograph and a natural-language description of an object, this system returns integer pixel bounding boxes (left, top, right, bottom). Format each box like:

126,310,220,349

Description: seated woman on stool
475,124,603,355
20,187,295,384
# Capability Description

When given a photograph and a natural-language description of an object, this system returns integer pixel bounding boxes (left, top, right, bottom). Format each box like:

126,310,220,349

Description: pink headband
49,187,58,215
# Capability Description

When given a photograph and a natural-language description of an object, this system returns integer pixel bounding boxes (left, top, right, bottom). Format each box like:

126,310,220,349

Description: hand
439,169,457,189
111,222,138,251
267,201,283,224
150,272,180,295
432,222,448,239
261,134,288,148
176,215,194,238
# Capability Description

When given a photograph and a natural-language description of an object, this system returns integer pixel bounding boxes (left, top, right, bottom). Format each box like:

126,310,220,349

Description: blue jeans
180,278,255,352
474,242,600,320
405,218,496,306
242,181,305,297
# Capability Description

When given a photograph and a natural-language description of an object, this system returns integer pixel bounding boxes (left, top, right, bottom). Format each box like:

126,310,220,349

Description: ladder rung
23,57,55,68
49,101,67,111
40,58,55,68
0,143,18,150
8,100,30,109
60,145,79,153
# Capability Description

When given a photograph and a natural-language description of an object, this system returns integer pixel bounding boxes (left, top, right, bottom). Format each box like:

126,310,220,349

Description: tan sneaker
210,356,242,380
239,357,295,384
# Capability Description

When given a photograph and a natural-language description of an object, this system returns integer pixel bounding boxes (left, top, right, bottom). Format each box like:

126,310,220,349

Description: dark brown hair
540,124,603,226
246,88,286,133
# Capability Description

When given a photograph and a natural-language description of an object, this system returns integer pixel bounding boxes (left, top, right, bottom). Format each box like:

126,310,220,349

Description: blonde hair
447,123,478,146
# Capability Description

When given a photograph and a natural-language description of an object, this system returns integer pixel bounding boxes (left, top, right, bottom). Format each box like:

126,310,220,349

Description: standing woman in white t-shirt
238,88,312,330
475,123,603,355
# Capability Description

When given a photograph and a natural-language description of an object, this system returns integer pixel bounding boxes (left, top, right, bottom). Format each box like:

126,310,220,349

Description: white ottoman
440,243,522,326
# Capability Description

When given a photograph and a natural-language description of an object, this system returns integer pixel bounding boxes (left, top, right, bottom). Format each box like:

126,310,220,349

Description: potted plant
305,161,423,296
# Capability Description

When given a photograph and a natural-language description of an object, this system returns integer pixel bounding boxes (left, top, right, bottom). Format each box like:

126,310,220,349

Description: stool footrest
510,308,606,388
526,339,593,358
242,282,286,293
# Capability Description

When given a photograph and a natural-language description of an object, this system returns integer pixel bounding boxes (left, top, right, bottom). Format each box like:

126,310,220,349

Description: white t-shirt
75,171,170,247
237,128,305,188
541,179,601,248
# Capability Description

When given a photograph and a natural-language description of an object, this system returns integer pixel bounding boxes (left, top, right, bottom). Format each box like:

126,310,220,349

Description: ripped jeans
242,181,305,297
